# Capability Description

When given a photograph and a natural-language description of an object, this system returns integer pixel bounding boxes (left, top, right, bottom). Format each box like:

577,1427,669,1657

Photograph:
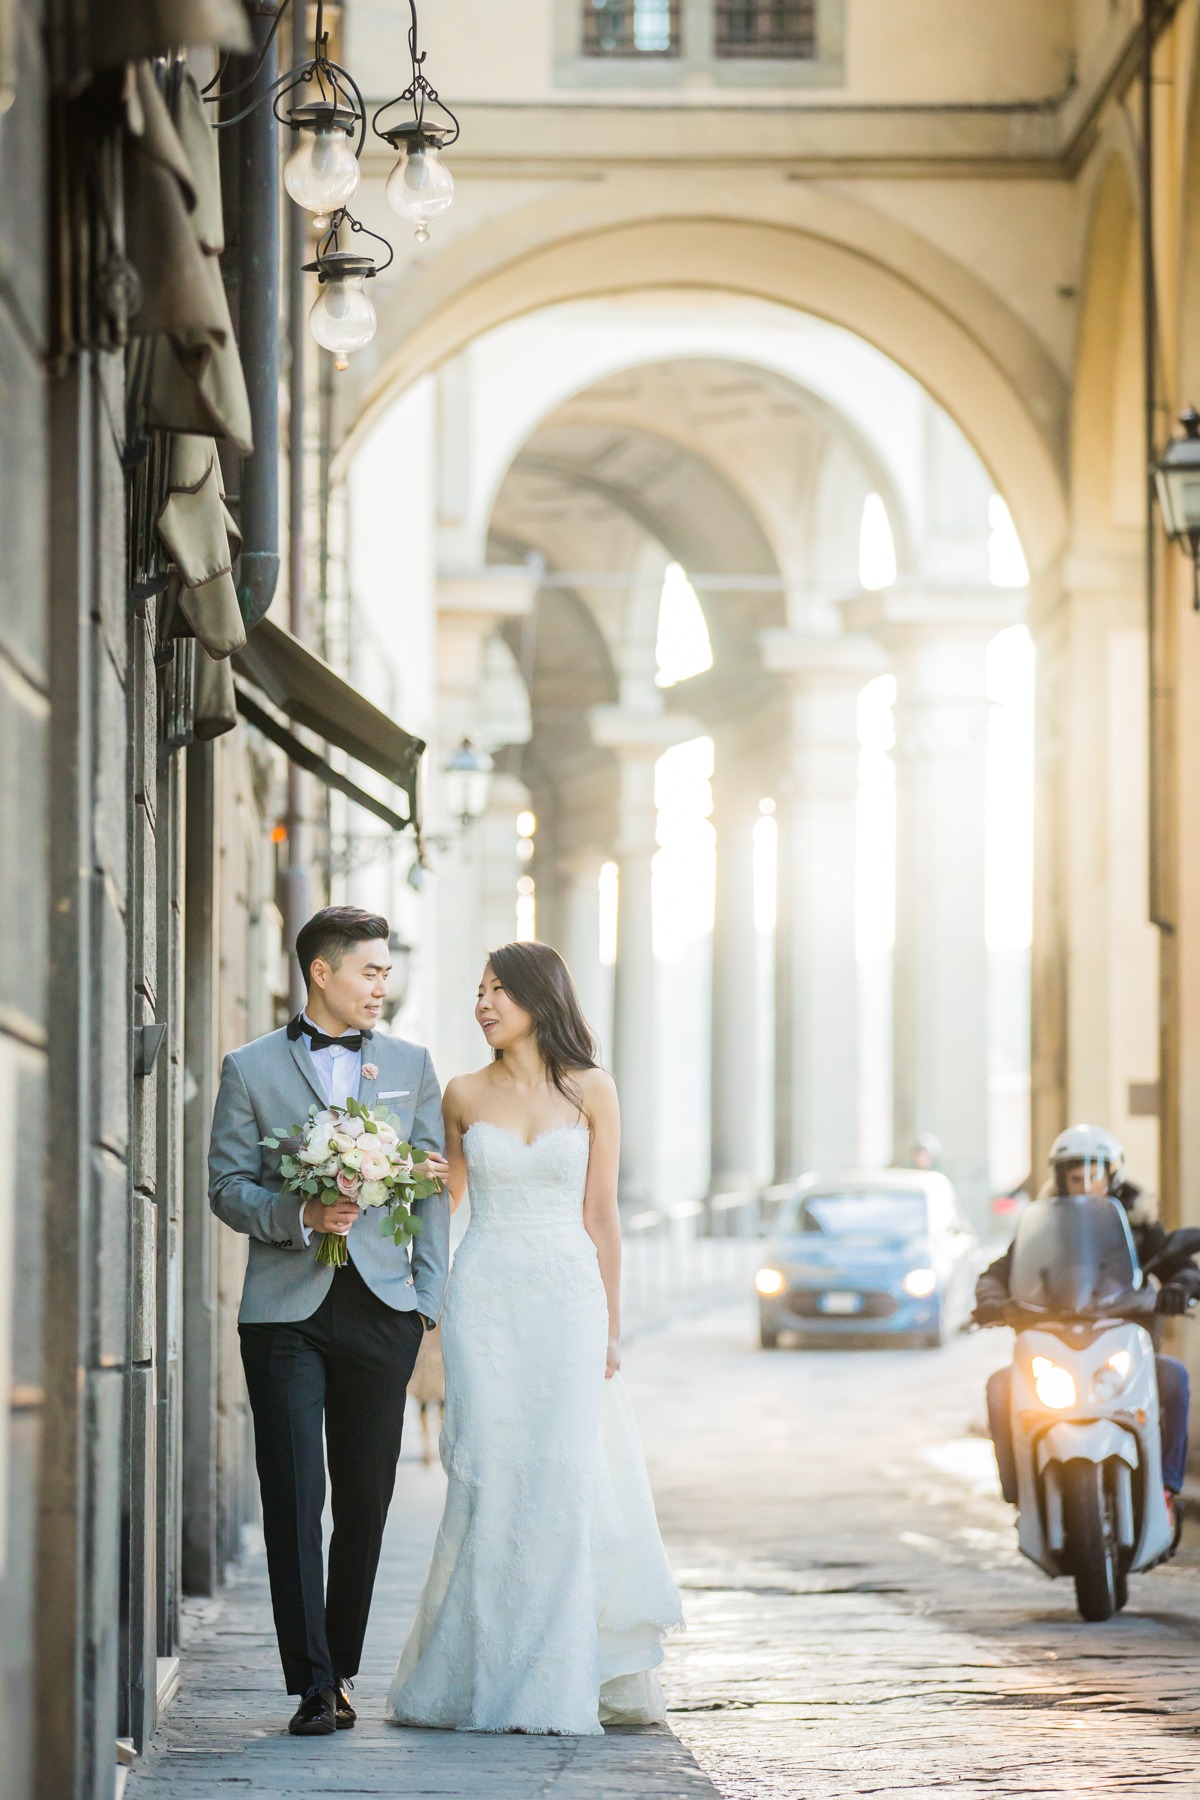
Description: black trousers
239,1260,424,1695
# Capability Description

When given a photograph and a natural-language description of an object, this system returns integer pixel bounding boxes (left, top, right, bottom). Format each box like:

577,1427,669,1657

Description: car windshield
784,1191,928,1241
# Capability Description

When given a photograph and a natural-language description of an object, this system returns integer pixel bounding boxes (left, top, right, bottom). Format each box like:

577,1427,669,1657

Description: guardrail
621,1190,764,1336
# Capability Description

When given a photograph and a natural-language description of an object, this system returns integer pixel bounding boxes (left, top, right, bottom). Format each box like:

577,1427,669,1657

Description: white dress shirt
296,1012,365,1246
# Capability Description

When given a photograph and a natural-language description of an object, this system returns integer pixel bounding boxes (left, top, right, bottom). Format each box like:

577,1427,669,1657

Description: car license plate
818,1291,862,1315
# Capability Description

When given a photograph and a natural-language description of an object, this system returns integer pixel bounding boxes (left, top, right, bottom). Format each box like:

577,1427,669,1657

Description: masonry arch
343,210,1067,578
1029,144,1160,1186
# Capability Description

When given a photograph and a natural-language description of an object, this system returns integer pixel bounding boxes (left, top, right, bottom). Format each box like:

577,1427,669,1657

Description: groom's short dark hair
295,906,390,991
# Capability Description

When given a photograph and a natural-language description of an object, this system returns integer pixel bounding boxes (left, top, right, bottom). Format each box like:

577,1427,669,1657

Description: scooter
988,1201,1200,1621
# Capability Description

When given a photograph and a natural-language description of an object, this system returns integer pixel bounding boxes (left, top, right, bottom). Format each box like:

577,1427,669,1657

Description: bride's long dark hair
487,941,599,1104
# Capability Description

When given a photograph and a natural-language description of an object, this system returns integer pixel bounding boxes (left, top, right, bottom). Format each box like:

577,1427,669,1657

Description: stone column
1031,552,1159,1183
762,632,884,1181
708,777,763,1195
479,772,532,951
847,588,1022,1216
590,706,699,1210
559,848,613,1062
433,573,537,1080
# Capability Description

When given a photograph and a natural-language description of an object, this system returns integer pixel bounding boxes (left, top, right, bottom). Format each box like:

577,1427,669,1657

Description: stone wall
0,6,49,1799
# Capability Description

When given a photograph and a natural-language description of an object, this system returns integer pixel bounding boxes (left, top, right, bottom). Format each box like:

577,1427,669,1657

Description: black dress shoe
289,1683,337,1736
333,1678,357,1729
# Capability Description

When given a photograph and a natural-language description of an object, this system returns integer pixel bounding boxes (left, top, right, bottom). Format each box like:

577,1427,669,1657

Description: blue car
755,1170,979,1349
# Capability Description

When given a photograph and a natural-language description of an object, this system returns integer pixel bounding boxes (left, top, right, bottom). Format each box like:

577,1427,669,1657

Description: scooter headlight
1090,1348,1132,1404
1031,1355,1077,1409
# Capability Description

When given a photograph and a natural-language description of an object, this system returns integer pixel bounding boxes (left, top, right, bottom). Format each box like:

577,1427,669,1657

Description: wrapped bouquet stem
262,1096,444,1267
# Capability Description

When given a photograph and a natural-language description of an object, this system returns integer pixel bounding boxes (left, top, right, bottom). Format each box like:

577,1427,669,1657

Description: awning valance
233,618,424,833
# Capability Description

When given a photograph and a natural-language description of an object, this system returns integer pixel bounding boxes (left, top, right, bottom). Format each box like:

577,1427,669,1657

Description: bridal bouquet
262,1096,443,1268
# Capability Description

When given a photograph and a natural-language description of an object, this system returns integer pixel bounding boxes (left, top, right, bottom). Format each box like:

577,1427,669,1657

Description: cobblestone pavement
649,1306,1200,1798
130,1304,1200,1798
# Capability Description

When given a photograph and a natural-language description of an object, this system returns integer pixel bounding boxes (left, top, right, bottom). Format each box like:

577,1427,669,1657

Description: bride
386,941,683,1735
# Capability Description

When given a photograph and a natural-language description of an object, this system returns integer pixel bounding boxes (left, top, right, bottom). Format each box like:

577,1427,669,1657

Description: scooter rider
974,1124,1199,1524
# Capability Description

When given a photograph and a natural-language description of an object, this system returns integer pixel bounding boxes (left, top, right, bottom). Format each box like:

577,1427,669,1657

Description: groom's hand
303,1196,361,1236
413,1152,449,1184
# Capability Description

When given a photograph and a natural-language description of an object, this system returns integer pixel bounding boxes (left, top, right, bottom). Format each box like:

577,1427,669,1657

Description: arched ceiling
486,356,829,835
528,355,908,579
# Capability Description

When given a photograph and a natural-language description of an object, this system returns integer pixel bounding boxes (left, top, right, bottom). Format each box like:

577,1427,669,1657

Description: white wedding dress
386,1121,683,1735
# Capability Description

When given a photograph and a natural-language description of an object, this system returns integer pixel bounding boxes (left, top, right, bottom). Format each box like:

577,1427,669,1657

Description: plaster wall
348,0,1073,105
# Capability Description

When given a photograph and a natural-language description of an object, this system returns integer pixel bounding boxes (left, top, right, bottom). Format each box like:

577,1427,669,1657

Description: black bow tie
288,1015,373,1054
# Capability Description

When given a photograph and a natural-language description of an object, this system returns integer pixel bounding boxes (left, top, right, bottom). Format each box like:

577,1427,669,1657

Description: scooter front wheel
1063,1459,1119,1622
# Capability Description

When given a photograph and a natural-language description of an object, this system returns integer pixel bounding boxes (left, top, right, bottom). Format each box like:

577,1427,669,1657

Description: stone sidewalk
126,1430,718,1799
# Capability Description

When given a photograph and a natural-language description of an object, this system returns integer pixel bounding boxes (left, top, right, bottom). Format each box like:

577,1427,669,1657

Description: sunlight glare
653,737,715,959
598,861,618,967
655,563,714,687
988,494,1030,588
986,624,1034,951
516,875,536,942
856,674,896,960
753,812,777,933
859,493,897,591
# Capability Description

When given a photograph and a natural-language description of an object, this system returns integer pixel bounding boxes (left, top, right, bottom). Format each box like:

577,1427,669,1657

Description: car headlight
902,1267,938,1299
1090,1348,1132,1404
1031,1355,1077,1409
755,1268,786,1298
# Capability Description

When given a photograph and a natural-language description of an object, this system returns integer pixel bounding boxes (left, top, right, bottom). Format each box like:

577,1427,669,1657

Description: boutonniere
362,1062,379,1081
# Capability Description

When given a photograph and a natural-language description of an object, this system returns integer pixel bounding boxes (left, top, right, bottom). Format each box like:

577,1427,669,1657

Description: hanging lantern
283,100,361,214
383,121,455,242
307,250,377,358
302,211,393,367
373,0,460,243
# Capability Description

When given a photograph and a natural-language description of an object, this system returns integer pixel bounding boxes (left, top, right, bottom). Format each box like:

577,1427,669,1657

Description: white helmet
1048,1123,1124,1196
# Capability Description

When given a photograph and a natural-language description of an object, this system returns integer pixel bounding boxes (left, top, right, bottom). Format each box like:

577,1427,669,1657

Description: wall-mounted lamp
443,738,494,831
1154,408,1200,609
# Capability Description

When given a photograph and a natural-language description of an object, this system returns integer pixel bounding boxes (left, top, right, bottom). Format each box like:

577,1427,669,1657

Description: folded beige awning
233,618,425,833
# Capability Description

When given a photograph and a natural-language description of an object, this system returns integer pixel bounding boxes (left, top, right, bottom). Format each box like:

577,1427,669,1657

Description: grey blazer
208,1025,449,1326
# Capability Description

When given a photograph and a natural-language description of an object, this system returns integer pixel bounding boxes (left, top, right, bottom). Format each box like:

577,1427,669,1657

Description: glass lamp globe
284,107,360,214
386,143,455,241
308,255,377,356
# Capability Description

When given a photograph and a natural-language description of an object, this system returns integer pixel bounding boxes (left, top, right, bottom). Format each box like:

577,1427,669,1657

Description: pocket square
379,1089,410,1099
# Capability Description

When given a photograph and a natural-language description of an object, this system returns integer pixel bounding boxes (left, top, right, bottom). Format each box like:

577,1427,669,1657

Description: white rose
300,1132,333,1165
360,1151,389,1183
329,1131,354,1154
341,1147,364,1172
342,1117,365,1140
360,1179,389,1207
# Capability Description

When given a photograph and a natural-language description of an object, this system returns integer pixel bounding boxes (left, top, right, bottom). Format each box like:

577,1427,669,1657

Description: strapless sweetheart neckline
462,1119,587,1151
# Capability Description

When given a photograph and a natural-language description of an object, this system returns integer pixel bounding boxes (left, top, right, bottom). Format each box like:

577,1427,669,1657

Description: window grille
582,0,680,57
715,0,816,58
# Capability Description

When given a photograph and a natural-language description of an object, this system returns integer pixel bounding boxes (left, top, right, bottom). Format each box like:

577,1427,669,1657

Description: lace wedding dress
386,1121,683,1735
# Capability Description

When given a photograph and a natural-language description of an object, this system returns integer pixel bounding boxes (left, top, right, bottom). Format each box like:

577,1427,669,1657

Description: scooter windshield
1009,1194,1141,1316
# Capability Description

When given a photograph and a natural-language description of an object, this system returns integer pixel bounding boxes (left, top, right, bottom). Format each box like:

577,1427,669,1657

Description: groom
209,906,450,1736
